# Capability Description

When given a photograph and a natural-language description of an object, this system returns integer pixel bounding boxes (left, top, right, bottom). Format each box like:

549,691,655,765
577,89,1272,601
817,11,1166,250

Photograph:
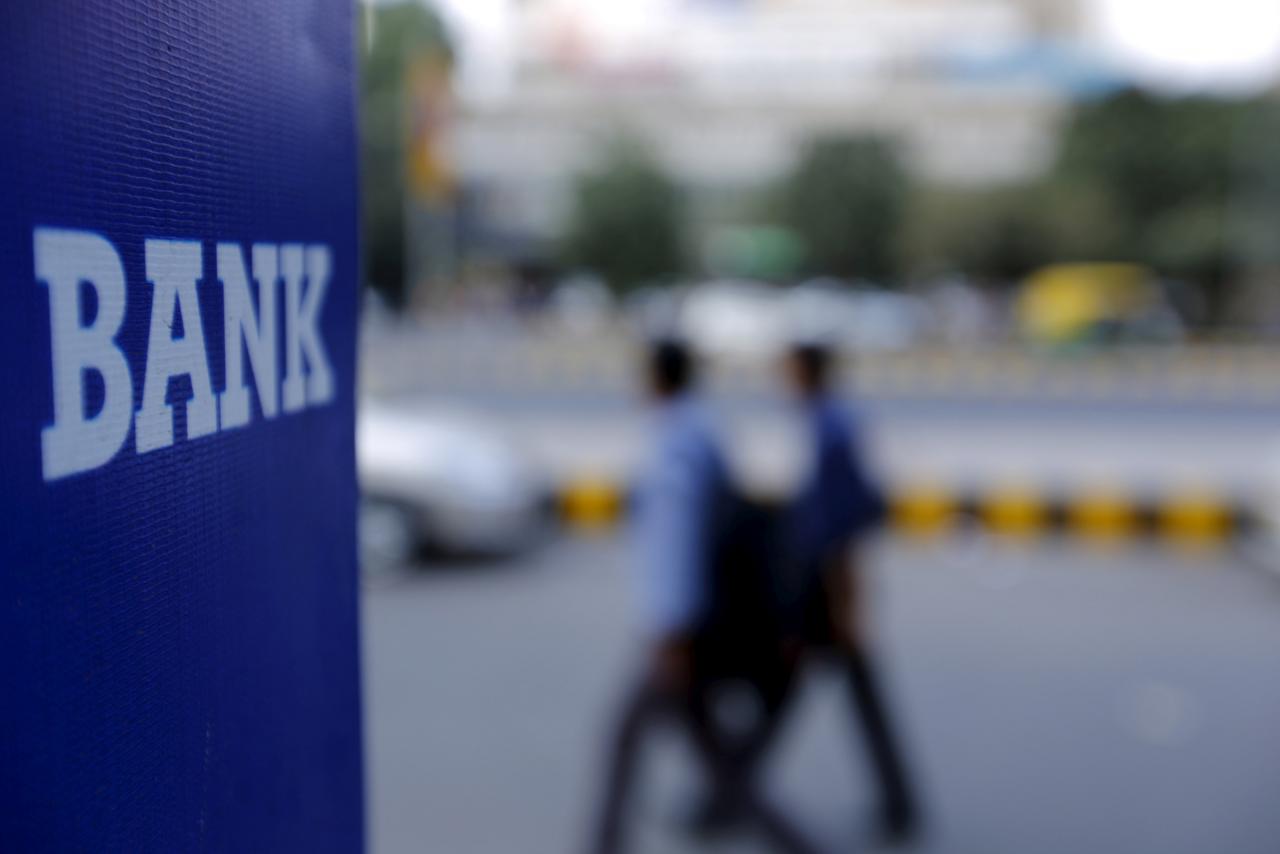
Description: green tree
896,89,1276,327
901,188,1045,283
777,136,907,282
562,138,686,291
1055,89,1237,232
359,2,452,306
1050,89,1258,321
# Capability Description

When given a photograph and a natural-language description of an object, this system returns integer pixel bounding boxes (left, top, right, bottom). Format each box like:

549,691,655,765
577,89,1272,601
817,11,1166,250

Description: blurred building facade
445,0,1110,259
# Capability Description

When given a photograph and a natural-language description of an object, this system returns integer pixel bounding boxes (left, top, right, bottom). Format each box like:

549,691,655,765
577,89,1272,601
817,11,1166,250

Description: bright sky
415,0,1280,95
1090,0,1280,91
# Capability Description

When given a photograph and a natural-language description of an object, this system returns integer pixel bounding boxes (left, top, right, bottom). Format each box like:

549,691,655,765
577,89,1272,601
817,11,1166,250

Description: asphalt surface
360,324,1280,500
362,535,1280,854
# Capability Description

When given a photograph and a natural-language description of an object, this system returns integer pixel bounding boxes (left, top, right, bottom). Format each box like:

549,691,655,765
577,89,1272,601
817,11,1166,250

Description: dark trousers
695,641,917,836
834,643,917,828
586,656,822,854
785,570,919,831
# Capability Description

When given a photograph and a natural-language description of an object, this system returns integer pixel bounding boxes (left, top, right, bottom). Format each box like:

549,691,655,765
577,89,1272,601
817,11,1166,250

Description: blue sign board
0,3,364,850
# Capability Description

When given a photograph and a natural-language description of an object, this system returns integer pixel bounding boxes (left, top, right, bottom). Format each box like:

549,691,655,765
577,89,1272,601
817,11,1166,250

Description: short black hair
789,341,835,389
648,338,696,396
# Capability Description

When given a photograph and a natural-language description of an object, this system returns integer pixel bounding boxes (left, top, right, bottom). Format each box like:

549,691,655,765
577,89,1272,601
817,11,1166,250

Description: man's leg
684,650,803,834
683,679,825,854
588,655,822,854
586,672,665,854
842,644,919,840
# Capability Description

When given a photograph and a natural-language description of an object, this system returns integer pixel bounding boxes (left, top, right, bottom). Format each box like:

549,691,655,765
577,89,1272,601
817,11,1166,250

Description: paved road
362,536,1280,854
360,324,1280,500
360,321,1280,408
437,399,1279,502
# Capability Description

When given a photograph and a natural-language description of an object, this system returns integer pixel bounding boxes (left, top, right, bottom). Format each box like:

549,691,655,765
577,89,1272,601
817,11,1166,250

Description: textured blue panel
0,2,364,851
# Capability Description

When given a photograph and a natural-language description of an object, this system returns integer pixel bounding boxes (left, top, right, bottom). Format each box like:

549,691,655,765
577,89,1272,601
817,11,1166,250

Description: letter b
35,228,134,480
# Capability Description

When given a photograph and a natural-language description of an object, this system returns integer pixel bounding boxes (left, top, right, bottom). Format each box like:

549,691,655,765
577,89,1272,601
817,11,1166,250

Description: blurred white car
357,402,546,565
677,278,929,361
679,279,784,361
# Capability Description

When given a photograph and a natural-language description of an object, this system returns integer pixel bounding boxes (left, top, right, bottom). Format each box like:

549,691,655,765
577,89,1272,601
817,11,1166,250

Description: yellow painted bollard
559,478,625,532
1159,491,1231,551
891,486,957,539
1068,490,1138,546
981,486,1048,542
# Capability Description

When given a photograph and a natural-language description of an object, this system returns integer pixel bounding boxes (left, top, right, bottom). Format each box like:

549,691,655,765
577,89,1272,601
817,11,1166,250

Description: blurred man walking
782,341,920,846
585,339,821,854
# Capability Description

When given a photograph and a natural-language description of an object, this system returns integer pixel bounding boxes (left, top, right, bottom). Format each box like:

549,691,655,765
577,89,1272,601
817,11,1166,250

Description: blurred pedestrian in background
585,339,821,854
680,342,922,849
782,341,921,846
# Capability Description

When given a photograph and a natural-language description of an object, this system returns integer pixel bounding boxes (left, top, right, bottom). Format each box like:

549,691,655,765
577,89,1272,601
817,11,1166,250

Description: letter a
136,239,218,453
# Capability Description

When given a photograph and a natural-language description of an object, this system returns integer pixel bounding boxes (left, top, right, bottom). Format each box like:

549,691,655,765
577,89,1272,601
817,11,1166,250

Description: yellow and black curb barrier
554,479,1254,549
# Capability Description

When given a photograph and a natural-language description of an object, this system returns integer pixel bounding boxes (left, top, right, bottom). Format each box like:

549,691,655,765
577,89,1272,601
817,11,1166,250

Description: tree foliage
902,181,1128,283
898,88,1276,321
562,139,686,291
1050,89,1266,320
1055,90,1236,231
776,136,907,282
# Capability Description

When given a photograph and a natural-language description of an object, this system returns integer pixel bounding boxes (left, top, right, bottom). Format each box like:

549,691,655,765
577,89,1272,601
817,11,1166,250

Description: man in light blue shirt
586,340,821,854
630,381,725,638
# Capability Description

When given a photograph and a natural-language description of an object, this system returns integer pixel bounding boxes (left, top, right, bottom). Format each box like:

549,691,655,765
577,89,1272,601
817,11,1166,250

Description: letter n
217,243,279,429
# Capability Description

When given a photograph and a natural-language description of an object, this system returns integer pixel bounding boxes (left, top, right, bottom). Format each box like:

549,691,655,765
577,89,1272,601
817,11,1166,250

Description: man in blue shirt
586,340,820,854
784,341,920,845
